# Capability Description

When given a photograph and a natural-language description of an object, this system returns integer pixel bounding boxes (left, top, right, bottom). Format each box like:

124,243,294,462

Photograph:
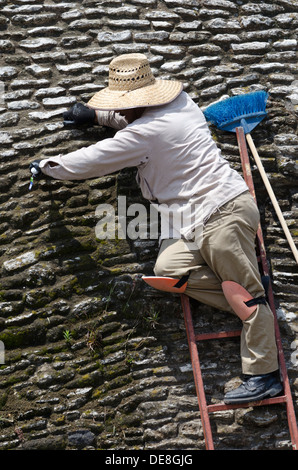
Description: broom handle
246,133,298,264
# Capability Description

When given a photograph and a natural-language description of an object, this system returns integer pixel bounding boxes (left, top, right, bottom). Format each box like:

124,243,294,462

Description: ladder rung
195,330,241,341
207,394,288,413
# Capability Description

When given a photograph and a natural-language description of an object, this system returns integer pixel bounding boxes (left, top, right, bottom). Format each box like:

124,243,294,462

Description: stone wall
0,0,297,451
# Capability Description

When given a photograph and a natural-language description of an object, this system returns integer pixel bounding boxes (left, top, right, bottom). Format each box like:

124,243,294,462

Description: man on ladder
29,53,283,404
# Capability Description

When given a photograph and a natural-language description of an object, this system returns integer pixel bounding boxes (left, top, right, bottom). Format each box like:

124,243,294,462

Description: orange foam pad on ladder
222,280,259,321
142,276,187,293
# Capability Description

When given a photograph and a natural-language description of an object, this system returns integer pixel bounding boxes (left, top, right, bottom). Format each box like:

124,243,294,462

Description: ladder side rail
180,294,215,450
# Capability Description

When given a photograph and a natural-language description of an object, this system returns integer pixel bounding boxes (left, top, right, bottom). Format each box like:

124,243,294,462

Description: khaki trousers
154,191,278,375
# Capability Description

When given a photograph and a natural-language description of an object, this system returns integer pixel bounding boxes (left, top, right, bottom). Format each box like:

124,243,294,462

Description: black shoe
224,371,283,405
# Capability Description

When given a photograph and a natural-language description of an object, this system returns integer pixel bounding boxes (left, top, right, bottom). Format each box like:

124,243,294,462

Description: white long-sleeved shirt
40,92,248,240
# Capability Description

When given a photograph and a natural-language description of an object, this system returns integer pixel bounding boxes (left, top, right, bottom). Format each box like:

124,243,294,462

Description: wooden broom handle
246,133,298,264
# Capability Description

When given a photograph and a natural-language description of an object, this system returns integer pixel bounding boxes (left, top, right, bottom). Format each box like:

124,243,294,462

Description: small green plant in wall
144,306,160,330
63,330,72,343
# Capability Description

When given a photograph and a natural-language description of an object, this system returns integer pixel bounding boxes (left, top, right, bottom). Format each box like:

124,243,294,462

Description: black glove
63,103,96,126
29,160,42,179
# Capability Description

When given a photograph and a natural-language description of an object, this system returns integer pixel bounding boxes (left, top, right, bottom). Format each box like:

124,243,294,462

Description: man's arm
30,104,131,180
62,102,128,130
95,110,128,130
39,125,148,181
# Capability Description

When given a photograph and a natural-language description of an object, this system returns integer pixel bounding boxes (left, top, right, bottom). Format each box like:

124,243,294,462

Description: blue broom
203,91,298,264
203,90,268,134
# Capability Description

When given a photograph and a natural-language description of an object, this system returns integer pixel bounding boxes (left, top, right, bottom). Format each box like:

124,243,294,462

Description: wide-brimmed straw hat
87,53,183,110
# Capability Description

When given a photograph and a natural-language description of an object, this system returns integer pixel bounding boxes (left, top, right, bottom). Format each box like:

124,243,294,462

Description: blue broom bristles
204,90,269,127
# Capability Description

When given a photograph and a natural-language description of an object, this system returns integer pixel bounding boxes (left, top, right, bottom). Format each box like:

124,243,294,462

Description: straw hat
87,53,183,110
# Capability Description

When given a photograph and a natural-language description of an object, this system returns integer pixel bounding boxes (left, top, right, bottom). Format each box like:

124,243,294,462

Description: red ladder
180,127,298,450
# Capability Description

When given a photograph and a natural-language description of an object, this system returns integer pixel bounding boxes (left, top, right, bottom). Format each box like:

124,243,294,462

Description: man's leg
199,191,281,403
154,238,232,312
